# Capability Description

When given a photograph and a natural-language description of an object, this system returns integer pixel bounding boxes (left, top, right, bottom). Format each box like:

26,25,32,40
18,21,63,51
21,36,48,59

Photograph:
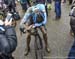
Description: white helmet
32,6,39,12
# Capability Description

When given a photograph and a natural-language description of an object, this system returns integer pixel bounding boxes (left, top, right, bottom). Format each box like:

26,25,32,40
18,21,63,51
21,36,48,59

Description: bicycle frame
23,27,44,59
33,28,43,59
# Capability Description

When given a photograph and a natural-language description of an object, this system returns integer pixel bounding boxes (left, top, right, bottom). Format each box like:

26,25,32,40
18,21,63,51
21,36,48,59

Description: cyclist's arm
20,7,32,25
20,12,31,25
42,10,47,25
20,13,31,30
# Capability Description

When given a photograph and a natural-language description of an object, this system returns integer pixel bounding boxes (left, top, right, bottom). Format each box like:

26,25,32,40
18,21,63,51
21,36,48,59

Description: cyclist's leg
24,18,33,56
40,26,50,53
25,30,31,56
40,26,47,47
26,31,31,49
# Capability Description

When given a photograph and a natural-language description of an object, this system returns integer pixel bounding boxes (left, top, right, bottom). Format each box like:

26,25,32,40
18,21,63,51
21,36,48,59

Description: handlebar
20,25,37,34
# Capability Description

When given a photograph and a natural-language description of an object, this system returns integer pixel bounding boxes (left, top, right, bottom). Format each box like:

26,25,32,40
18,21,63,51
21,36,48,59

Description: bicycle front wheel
34,34,43,59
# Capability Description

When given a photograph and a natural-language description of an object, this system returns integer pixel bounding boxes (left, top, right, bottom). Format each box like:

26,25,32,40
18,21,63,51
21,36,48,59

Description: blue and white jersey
20,4,47,27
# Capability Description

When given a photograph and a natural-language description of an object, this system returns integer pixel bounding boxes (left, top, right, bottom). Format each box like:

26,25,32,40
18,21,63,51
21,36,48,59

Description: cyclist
20,4,50,56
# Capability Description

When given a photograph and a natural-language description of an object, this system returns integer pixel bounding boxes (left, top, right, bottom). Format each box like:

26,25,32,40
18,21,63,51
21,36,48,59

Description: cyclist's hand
31,24,36,29
26,25,33,30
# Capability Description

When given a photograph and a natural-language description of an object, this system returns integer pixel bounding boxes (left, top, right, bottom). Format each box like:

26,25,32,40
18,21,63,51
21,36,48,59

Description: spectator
4,0,16,12
20,0,31,11
62,0,66,3
35,0,45,4
68,3,75,58
55,0,61,19
0,0,7,10
47,0,52,3
0,16,17,59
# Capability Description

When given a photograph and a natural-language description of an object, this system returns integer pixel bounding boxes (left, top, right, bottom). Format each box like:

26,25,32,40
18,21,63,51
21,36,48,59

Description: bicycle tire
37,33,43,59
34,33,43,59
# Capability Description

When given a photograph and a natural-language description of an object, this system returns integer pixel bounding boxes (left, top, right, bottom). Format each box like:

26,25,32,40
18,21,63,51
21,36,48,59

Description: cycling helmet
32,6,39,12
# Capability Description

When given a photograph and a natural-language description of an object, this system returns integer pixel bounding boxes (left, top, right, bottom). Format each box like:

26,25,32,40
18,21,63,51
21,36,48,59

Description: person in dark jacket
55,0,61,19
20,0,31,11
68,3,75,59
3,0,8,5
0,18,17,59
27,0,31,6
47,0,52,3
4,0,16,12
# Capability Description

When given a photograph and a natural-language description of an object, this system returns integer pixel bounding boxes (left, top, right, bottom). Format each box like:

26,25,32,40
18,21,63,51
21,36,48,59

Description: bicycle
33,28,44,59
24,27,44,59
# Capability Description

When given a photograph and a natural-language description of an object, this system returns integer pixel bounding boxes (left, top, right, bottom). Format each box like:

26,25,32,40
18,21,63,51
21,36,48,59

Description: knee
41,27,47,36
26,32,31,39
43,32,47,36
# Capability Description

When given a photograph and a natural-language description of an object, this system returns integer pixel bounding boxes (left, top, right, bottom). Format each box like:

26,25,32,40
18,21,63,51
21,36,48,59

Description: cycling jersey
20,4,47,27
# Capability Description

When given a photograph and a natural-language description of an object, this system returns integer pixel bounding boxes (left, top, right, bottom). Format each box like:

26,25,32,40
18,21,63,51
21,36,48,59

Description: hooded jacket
0,25,17,55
